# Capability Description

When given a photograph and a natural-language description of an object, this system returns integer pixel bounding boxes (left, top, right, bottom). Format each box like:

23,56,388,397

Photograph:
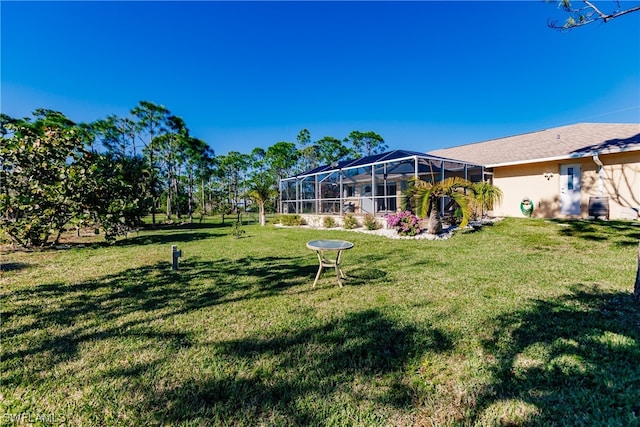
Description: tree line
0,101,388,247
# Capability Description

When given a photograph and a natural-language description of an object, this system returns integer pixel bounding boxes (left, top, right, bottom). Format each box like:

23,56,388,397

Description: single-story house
429,123,640,220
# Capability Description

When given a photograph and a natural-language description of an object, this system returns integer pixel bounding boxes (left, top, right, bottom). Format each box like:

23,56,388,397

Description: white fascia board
486,154,578,168
486,146,640,168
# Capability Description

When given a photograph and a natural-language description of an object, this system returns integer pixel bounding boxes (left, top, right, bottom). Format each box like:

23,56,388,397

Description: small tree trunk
634,241,640,302
166,191,172,221
188,185,193,223
426,208,442,235
259,202,266,226
174,177,181,219
201,179,206,216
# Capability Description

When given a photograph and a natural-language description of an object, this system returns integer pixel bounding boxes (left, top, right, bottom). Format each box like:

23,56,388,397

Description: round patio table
306,239,354,288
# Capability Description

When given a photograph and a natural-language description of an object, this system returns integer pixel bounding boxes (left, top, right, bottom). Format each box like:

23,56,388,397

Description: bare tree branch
548,0,640,30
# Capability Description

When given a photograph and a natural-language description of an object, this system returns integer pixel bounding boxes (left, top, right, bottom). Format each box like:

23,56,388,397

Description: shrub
230,221,246,239
277,215,305,226
323,216,336,228
342,214,359,230
386,211,423,236
363,214,382,230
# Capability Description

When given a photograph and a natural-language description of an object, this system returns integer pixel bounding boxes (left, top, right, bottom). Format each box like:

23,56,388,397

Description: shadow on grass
148,309,452,425
116,221,236,247
0,262,30,272
474,286,640,425
345,266,388,286
552,219,640,246
139,220,234,231
115,231,222,247
1,254,317,386
1,252,450,424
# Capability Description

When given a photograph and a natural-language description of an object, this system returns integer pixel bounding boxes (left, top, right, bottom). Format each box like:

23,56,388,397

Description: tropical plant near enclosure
471,181,503,219
402,177,475,234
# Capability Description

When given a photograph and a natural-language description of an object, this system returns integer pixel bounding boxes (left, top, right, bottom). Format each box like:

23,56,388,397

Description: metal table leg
312,249,345,288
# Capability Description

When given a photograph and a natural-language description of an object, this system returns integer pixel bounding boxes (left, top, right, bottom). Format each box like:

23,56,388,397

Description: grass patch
2,217,639,425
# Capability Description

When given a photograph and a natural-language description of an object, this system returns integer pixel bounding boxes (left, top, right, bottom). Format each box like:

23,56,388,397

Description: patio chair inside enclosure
280,150,486,218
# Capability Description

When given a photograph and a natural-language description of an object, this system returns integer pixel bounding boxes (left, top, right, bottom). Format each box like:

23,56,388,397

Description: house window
567,167,574,190
346,186,355,197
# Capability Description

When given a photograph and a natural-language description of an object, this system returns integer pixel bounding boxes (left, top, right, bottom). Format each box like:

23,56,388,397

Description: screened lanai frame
280,150,486,216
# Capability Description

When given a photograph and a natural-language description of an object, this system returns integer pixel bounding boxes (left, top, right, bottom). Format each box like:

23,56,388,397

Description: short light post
172,245,182,270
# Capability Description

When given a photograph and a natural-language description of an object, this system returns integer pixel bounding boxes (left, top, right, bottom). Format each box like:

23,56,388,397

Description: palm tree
246,175,277,226
402,177,475,234
471,181,503,219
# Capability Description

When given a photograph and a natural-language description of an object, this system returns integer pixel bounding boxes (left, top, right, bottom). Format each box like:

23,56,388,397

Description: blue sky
2,1,639,156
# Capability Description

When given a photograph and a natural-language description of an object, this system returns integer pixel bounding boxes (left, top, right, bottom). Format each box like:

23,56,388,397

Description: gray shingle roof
428,123,640,167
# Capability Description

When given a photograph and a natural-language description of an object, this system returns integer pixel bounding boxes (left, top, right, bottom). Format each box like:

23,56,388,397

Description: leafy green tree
265,141,299,182
298,144,321,172
194,148,217,219
250,147,268,174
218,151,251,220
208,156,232,221
344,130,387,157
153,115,189,221
1,113,19,137
316,136,353,165
85,153,152,243
263,141,299,213
297,128,311,147
182,136,213,222
1,114,19,210
92,115,137,157
296,128,321,173
131,101,171,224
0,112,91,246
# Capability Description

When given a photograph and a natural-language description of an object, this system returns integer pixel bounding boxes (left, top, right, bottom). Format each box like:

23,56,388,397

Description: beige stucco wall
589,151,640,219
492,151,640,220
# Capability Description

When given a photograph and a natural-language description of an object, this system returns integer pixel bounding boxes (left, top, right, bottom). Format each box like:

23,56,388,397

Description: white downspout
592,154,604,196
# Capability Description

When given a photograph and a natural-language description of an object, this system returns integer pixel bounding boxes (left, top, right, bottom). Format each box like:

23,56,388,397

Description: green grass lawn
2,217,639,426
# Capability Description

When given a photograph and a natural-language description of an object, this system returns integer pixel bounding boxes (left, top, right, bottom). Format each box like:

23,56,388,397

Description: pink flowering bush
386,211,423,236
